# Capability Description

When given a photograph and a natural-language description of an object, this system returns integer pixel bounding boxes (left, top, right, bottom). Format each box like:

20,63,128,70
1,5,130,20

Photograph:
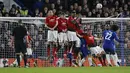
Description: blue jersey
102,30,122,50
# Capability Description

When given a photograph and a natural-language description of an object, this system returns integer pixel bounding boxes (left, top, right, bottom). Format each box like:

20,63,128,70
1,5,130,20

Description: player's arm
45,18,53,30
114,32,124,43
76,32,83,38
11,29,15,48
52,20,58,30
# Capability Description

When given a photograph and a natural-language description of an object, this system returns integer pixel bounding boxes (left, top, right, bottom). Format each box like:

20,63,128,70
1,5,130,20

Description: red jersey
84,35,95,46
45,15,58,28
58,18,67,32
76,29,84,36
26,35,32,48
67,16,77,31
27,35,31,42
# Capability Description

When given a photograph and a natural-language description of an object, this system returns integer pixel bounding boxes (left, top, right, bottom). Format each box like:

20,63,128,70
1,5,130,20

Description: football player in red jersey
45,10,58,62
84,29,105,67
53,12,68,67
67,10,81,67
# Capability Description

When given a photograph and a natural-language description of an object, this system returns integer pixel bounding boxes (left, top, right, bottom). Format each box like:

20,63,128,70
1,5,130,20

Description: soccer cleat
108,64,112,67
24,66,29,68
72,60,79,67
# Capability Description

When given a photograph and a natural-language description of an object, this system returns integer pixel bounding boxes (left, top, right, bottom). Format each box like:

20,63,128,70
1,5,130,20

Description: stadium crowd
0,0,130,66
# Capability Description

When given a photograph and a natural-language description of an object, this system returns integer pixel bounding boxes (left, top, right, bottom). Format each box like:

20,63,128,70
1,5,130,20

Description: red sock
47,48,50,56
53,48,57,58
32,58,34,63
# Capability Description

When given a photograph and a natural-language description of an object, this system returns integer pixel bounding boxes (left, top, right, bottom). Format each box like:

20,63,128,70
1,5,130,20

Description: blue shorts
80,38,90,58
103,44,116,54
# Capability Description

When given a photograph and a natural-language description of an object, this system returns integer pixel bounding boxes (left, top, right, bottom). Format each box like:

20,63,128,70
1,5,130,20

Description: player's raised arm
113,32,124,43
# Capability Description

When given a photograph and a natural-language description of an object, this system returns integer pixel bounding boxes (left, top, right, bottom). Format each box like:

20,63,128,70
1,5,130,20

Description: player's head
47,10,54,16
105,24,110,30
111,24,119,31
71,10,76,17
59,12,65,18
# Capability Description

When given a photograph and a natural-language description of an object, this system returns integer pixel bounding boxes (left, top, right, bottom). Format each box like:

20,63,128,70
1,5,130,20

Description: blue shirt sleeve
113,32,123,43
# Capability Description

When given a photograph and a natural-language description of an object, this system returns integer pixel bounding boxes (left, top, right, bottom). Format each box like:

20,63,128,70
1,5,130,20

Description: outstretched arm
114,32,124,43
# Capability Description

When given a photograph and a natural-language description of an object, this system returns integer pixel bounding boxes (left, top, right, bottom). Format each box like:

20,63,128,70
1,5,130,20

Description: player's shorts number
105,32,112,40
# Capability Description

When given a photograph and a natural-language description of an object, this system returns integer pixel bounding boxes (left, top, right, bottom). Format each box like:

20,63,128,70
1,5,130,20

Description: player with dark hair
102,24,124,66
45,10,58,62
67,10,81,67
11,20,28,68
84,29,105,67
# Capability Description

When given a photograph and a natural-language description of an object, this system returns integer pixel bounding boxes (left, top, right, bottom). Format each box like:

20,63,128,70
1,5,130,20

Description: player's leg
47,30,52,58
52,30,58,59
78,38,88,67
104,48,112,66
115,52,120,66
21,42,28,67
96,46,105,66
72,33,80,67
12,55,22,67
89,47,97,66
67,31,74,66
15,41,21,67
110,49,119,67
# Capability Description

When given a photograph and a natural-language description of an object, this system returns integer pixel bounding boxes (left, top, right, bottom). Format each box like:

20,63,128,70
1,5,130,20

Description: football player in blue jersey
102,24,124,67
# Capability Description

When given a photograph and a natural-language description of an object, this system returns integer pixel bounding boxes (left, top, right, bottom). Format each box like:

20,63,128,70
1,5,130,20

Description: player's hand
63,29,67,33
62,22,66,26
51,28,54,31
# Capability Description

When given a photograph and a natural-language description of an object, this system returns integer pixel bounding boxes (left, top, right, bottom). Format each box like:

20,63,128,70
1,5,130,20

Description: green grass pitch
0,67,130,73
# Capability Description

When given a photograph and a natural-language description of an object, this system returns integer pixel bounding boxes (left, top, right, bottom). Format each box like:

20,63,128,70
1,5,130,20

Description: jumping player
84,28,105,66
45,10,58,62
67,10,81,67
102,24,124,67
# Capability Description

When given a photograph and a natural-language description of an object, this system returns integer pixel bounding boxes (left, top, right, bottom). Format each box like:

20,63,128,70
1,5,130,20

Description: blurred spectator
42,7,48,17
20,7,28,17
33,0,44,11
33,8,40,17
50,3,55,10
44,0,51,9
0,1,6,15
55,0,62,10
9,8,16,17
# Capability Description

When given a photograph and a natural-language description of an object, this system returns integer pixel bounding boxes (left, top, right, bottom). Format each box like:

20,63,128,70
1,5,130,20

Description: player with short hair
67,10,81,67
76,28,89,67
84,29,105,67
11,20,28,68
102,24,124,66
45,10,58,62
55,12,68,67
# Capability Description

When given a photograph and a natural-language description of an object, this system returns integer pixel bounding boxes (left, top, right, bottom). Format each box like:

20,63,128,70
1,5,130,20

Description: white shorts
58,32,68,43
67,31,80,47
47,30,58,42
27,48,33,55
90,46,104,56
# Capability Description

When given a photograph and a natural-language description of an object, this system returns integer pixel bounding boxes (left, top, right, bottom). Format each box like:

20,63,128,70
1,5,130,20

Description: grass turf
0,67,130,73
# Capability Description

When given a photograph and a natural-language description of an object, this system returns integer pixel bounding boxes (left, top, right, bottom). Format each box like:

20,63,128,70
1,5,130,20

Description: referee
12,20,28,68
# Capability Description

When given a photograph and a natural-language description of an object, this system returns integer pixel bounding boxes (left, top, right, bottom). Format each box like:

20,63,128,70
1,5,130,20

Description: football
96,3,103,9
